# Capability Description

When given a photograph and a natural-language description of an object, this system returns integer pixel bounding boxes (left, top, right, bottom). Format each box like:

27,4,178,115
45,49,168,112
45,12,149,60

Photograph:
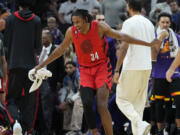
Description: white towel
156,27,179,57
28,68,52,93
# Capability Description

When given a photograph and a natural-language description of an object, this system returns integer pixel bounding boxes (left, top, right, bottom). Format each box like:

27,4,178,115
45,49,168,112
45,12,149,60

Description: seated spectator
57,61,83,134
47,16,64,46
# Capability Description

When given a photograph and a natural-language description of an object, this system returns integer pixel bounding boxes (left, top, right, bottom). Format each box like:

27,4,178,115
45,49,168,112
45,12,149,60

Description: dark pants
6,68,38,133
35,80,64,135
35,80,54,135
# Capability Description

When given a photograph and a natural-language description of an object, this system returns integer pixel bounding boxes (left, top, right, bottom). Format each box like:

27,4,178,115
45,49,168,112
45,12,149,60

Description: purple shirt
152,32,180,78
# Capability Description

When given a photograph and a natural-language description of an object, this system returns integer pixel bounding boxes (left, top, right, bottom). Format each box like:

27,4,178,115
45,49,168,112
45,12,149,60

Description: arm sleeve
121,21,132,35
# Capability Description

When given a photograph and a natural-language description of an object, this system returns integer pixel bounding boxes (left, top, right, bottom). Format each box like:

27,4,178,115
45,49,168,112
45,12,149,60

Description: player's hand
159,30,168,41
34,65,43,74
113,72,119,84
166,69,174,83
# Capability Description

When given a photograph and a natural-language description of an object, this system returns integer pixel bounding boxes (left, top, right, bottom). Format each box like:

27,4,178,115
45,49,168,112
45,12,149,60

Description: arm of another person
151,30,169,60
0,43,7,83
0,55,7,105
0,44,7,105
113,41,129,84
0,19,6,31
166,48,180,82
1,55,7,84
98,22,161,47
35,27,73,71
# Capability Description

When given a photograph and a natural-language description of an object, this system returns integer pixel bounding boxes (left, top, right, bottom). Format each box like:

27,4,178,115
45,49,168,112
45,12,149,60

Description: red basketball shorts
79,60,112,91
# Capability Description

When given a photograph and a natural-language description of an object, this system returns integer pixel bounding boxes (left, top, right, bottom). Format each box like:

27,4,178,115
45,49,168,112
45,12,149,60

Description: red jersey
71,20,109,67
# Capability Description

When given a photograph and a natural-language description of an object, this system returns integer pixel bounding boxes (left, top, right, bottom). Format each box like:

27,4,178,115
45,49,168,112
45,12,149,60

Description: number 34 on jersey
90,52,100,61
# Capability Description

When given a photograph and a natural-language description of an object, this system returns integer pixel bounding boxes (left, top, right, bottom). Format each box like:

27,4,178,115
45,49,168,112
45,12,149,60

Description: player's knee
155,99,164,122
82,98,94,110
97,101,107,113
80,87,94,111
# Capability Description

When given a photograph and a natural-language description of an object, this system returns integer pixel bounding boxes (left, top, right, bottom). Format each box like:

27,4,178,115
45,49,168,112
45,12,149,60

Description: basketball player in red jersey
34,9,164,135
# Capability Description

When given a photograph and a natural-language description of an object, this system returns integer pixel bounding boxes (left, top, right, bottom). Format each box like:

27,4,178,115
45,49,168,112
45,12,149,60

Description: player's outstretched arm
35,27,73,71
98,22,163,47
166,48,180,82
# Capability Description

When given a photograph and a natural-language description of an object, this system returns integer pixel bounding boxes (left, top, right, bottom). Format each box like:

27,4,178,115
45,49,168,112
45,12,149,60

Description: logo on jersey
80,40,93,54
161,41,170,53
74,30,78,39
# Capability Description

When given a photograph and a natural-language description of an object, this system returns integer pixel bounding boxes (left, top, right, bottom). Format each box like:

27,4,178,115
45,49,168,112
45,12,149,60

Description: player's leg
150,88,158,135
170,78,180,135
164,97,173,134
79,66,98,135
116,70,151,135
80,86,97,135
154,79,168,135
96,84,113,135
95,60,113,135
6,69,24,127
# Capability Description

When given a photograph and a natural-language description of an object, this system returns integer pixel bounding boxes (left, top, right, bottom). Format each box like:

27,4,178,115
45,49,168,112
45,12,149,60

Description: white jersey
121,15,155,70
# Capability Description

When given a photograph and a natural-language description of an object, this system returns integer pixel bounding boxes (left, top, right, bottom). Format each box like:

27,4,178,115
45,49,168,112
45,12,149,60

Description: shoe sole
143,124,151,135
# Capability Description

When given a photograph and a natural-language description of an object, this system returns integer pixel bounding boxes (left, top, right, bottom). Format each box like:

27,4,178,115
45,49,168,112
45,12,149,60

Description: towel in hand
28,68,52,93
156,27,179,57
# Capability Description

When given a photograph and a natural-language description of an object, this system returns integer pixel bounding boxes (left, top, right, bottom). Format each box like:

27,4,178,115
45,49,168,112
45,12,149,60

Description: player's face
158,16,171,30
72,16,86,32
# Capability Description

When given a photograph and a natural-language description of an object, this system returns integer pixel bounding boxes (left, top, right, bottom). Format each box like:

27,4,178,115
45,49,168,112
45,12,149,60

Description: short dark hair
158,12,172,23
16,0,35,8
72,9,93,23
127,0,142,12
65,61,76,68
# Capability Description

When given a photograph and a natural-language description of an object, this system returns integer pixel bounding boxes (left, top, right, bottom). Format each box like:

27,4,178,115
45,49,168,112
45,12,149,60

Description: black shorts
154,78,180,100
